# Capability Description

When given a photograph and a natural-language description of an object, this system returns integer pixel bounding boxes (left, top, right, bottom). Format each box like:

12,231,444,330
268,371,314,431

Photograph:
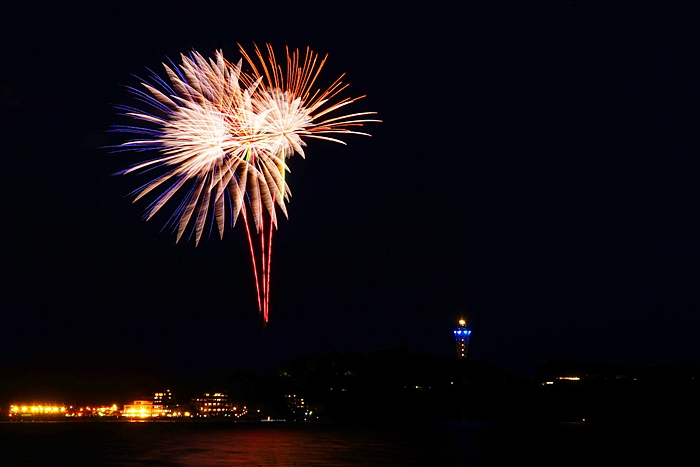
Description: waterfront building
71,405,120,417
454,318,472,359
8,404,66,418
192,392,233,417
284,394,305,415
154,389,175,415
284,394,311,418
154,389,173,405
123,400,161,418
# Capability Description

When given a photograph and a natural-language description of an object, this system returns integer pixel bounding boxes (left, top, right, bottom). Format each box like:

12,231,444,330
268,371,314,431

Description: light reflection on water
106,422,480,466
0,420,683,466
0,421,480,466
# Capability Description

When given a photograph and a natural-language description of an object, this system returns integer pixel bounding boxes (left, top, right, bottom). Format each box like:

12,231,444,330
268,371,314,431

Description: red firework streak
240,201,274,324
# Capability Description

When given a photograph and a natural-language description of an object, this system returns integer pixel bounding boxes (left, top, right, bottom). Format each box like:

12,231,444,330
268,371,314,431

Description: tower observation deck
454,318,471,359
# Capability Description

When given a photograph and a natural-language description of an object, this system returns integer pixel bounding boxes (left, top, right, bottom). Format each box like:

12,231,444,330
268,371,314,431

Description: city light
7,390,266,421
9,404,67,416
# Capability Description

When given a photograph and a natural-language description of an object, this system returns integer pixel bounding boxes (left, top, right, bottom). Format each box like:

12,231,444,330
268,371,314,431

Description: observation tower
454,318,471,359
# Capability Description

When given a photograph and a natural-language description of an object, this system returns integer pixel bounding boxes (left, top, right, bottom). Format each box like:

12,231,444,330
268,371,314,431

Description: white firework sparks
115,44,379,321
116,50,284,243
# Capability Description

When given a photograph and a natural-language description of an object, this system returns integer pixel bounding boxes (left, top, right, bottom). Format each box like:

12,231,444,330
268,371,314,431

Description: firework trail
114,44,378,322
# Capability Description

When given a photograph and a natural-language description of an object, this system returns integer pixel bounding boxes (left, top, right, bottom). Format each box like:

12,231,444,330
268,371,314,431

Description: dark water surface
0,420,689,466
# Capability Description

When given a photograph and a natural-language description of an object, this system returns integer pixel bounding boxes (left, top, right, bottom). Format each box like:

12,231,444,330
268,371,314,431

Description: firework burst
114,44,378,322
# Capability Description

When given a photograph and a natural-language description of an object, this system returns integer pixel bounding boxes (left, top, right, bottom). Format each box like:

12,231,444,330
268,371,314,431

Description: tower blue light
454,319,471,359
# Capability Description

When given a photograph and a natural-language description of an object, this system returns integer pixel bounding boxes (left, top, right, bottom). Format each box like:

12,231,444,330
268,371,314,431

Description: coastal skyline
1,1,699,388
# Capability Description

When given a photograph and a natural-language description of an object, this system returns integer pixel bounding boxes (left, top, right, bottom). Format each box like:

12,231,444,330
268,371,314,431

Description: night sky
1,1,699,395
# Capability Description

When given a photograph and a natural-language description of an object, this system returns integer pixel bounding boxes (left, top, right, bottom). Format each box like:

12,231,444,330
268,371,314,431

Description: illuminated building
68,405,119,417
193,392,234,417
123,400,161,418
284,394,310,418
154,389,174,416
154,389,173,405
9,404,66,417
454,318,471,359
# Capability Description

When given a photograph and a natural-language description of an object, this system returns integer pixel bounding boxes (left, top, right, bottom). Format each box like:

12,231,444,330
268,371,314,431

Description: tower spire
454,318,471,359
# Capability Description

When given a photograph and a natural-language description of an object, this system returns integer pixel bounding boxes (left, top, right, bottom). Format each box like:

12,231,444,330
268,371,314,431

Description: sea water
0,420,688,466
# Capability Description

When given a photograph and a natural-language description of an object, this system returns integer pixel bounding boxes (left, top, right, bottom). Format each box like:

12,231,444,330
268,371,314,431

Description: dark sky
1,1,699,393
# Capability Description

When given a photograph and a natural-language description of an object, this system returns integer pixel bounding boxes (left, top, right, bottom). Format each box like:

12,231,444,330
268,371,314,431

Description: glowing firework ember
114,44,378,322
